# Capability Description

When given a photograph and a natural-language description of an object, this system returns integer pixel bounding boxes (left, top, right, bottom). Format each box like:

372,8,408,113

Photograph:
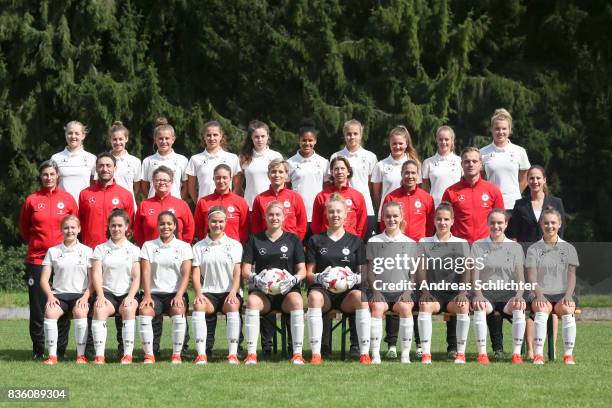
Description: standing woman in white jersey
422,125,462,207
138,211,193,364
329,119,378,237
141,117,189,199
191,206,243,364
526,208,578,365
108,121,141,201
51,120,96,204
287,121,329,240
41,215,93,364
186,121,241,202
90,209,141,364
480,109,531,210
235,120,283,211
372,126,420,218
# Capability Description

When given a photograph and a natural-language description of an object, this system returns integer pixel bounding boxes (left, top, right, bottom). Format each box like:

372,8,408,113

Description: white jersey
330,147,378,215
421,153,462,207
141,151,189,199
192,234,242,293
471,237,524,283
525,238,579,295
140,237,193,294
480,141,530,209
242,148,283,210
186,149,241,200
371,154,423,220
51,147,96,204
287,151,328,221
367,232,417,288
112,152,142,199
91,239,140,296
418,234,470,284
42,241,92,294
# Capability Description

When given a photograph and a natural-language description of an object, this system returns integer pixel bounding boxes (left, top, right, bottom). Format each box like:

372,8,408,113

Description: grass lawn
0,319,611,407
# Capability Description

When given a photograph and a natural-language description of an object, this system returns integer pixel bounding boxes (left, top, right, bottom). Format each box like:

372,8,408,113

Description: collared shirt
329,147,378,215
525,238,579,295
186,149,241,200
471,236,525,283
422,152,462,207
381,186,435,241
51,147,96,204
112,151,142,199
480,141,530,209
311,184,367,238
372,154,423,220
251,186,308,240
242,148,283,210
91,239,140,296
287,151,328,221
134,194,195,246
192,234,243,293
140,237,193,294
418,234,470,285
194,190,249,243
42,241,92,294
141,151,189,199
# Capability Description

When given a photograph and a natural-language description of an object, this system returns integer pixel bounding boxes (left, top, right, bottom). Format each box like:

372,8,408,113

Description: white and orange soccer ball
258,268,292,295
323,266,353,294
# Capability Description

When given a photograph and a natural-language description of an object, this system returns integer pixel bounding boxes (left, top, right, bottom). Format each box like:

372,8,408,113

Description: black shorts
251,286,301,313
202,292,243,314
481,290,516,304
54,293,86,314
93,291,127,312
308,284,356,311
151,292,189,316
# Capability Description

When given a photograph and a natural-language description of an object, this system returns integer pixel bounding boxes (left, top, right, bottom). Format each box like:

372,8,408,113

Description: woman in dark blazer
506,165,566,359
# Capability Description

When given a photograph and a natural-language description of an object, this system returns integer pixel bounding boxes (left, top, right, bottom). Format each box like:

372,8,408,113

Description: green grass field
0,319,611,407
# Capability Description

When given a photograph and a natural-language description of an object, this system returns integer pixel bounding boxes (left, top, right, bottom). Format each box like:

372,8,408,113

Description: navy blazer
507,194,566,243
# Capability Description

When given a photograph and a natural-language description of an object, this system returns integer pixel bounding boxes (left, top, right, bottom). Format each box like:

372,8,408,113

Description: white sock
171,315,186,354
307,308,323,355
473,311,487,355
370,317,383,360
192,311,207,356
92,319,107,357
122,319,135,356
511,310,526,355
290,310,304,355
417,312,432,355
534,312,548,356
73,318,88,356
399,317,414,360
456,313,470,354
355,308,371,355
138,315,154,355
245,309,260,355
44,318,58,357
561,314,576,357
227,312,240,356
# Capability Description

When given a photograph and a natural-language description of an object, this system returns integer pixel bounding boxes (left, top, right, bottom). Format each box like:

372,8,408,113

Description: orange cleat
310,353,323,365
195,354,208,365
533,354,545,365
120,354,132,365
291,354,306,365
244,353,258,365
171,353,182,364
93,355,105,365
477,354,490,364
143,354,156,364
454,353,466,364
43,355,58,365
563,355,576,365
359,354,372,365
226,354,240,365
511,354,523,364
75,355,88,364
421,353,432,365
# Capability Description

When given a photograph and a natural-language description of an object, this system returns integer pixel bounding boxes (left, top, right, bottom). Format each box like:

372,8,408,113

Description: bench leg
281,315,287,358
547,315,555,361
341,315,347,360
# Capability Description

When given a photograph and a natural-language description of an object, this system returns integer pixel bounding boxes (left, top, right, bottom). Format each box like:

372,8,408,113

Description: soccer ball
324,266,352,294
258,268,292,295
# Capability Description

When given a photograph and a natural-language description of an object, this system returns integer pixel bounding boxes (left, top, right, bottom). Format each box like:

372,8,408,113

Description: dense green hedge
0,245,27,292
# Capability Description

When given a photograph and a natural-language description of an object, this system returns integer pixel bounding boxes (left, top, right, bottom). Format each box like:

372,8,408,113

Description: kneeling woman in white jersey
416,202,471,364
306,193,369,364
470,209,527,364
526,208,578,365
138,211,193,364
191,206,243,365
367,202,417,364
242,201,306,364
91,209,141,364
41,215,93,364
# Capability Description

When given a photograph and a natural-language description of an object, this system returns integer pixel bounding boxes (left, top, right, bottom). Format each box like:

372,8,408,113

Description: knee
169,307,185,316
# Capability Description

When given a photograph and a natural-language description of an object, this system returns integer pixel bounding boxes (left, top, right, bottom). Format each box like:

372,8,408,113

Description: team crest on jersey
259,248,266,255
384,165,393,173
320,248,328,255
88,196,96,204
37,202,46,210
227,206,235,213
481,193,489,202
414,200,422,209
57,202,65,210
148,208,155,215
280,245,288,253
283,200,291,208
458,194,465,201
345,198,353,206
112,197,120,205
342,247,350,256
